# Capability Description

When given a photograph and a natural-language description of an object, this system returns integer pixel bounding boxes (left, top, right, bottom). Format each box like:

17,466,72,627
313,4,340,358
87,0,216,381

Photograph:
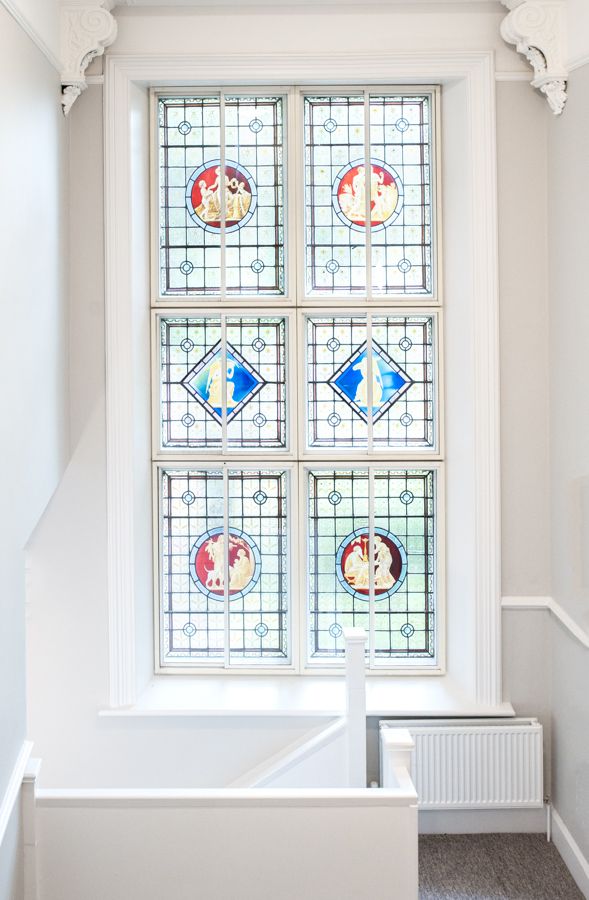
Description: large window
153,88,441,673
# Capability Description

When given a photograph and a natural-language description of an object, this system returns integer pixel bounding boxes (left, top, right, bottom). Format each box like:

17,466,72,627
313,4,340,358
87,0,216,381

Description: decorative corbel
60,1,118,115
500,0,568,115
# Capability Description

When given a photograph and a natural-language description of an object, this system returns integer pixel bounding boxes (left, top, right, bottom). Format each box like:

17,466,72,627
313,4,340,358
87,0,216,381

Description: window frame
151,86,443,675
104,50,501,712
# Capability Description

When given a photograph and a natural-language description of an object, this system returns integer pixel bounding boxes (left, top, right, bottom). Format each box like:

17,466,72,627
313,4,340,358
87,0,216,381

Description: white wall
0,1,68,893
546,62,589,863
23,4,553,794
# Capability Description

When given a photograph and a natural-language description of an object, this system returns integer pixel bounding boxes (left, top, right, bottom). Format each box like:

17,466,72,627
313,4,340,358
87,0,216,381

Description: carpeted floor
419,834,584,899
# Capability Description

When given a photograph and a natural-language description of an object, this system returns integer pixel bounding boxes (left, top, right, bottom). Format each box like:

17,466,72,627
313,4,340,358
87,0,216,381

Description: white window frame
104,50,501,713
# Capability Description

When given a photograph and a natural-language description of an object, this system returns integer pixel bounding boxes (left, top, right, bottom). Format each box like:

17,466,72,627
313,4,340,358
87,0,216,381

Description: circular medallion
189,527,261,600
335,527,407,599
332,158,403,232
186,159,257,232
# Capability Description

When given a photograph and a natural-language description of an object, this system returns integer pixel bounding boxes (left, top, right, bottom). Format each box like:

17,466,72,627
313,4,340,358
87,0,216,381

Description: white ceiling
114,0,503,7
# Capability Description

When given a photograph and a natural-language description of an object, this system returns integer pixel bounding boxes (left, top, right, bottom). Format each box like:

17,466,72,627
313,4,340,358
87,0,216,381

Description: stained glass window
154,87,440,672
160,469,289,664
159,316,288,450
308,469,435,661
158,95,284,297
304,94,433,297
306,315,435,449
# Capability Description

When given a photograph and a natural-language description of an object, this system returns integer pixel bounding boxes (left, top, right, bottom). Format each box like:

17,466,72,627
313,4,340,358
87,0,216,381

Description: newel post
343,627,367,788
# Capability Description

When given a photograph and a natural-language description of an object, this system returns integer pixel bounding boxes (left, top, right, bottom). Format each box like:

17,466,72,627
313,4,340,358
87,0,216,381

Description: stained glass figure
158,95,284,296
181,341,265,425
308,469,435,661
161,469,288,663
333,159,403,230
186,160,257,231
189,528,261,601
306,316,435,449
328,340,412,424
159,317,287,449
336,528,407,599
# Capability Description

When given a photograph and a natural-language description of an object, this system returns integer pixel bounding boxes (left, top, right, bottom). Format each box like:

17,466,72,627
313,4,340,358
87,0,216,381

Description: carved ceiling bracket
500,0,568,115
60,1,118,115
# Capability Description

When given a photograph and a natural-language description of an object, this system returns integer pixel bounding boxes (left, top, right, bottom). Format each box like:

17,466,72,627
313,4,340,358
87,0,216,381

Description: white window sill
99,675,514,718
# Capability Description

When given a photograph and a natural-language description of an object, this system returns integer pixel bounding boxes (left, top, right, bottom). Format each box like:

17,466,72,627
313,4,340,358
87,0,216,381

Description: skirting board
552,807,589,899
0,741,33,849
419,807,547,835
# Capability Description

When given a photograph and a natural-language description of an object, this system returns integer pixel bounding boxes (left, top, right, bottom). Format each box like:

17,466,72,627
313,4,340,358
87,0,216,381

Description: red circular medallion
339,531,404,596
189,163,255,230
335,162,400,228
193,531,258,597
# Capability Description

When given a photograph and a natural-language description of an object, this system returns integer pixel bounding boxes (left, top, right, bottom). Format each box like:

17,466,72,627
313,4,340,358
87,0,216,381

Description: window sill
98,675,515,719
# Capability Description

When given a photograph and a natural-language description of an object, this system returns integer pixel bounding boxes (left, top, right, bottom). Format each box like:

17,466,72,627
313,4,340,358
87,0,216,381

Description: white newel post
22,758,41,900
343,627,367,788
379,729,415,789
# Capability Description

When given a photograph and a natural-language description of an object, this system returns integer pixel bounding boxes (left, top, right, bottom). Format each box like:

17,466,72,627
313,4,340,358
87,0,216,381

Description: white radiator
379,718,543,809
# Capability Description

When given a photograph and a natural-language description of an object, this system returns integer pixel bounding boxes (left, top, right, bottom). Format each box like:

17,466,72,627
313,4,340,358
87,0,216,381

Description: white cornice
500,0,568,114
60,1,117,114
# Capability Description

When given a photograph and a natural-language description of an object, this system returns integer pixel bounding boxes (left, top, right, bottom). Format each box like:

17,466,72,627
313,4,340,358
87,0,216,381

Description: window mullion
222,464,230,668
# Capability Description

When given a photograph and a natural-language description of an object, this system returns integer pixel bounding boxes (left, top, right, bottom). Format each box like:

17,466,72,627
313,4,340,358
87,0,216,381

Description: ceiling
114,0,503,8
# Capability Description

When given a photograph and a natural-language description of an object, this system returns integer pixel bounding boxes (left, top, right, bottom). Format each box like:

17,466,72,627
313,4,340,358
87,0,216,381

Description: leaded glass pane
228,470,288,660
225,97,284,295
307,469,435,661
304,95,366,295
159,97,221,295
161,469,289,664
370,95,432,295
161,469,224,661
158,95,285,297
306,315,435,449
159,316,287,450
304,93,433,297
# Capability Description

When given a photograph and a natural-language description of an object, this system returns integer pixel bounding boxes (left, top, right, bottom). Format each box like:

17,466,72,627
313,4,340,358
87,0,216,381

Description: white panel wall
36,794,418,900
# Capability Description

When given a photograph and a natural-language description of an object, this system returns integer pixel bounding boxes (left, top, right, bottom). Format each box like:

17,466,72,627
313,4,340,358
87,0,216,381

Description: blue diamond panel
306,316,435,449
328,340,412,424
181,341,265,425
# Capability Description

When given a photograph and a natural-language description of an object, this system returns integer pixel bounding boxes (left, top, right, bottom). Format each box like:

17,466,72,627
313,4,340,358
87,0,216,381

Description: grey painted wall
547,63,589,861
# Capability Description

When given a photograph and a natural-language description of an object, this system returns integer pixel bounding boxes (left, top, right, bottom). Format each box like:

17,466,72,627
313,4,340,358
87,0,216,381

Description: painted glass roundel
189,527,261,600
335,527,408,599
185,160,257,232
332,158,403,232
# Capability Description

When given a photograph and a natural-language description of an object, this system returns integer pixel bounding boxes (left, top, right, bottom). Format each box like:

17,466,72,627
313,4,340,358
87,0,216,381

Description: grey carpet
419,834,584,900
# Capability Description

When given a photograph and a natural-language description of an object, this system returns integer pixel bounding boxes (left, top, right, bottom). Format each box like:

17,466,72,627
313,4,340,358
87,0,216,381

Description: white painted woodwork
36,788,419,900
104,48,502,712
500,0,568,114
343,627,367,787
502,595,589,650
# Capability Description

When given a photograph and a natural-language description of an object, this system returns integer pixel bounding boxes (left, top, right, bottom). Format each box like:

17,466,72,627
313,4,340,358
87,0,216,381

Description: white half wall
36,791,418,900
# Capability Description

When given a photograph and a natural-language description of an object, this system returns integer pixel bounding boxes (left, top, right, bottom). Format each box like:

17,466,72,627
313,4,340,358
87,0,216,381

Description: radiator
379,718,543,809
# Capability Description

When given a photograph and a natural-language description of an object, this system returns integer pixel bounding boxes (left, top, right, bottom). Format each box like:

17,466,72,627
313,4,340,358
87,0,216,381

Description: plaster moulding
60,0,117,114
500,0,568,114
